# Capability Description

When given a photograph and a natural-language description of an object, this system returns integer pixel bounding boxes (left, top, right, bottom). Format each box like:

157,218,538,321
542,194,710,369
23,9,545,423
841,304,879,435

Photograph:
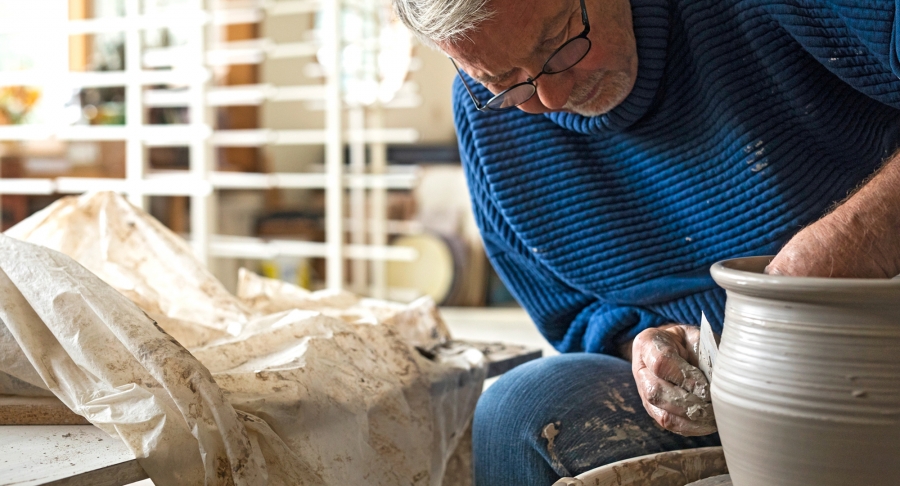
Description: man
394,0,900,483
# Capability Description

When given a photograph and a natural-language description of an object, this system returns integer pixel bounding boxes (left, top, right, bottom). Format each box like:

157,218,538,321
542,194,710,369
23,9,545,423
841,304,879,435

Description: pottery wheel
685,474,732,486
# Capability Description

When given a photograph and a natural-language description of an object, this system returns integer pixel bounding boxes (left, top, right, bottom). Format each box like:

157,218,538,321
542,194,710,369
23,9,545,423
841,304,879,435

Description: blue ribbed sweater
453,0,900,355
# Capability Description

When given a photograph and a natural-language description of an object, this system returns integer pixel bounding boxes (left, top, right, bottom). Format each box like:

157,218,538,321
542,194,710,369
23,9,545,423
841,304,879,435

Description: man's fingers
631,325,718,436
643,402,718,437
635,367,714,421
638,331,710,400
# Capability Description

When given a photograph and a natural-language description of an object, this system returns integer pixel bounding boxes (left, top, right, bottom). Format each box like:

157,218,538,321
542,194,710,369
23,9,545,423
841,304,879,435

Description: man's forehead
443,41,503,75
440,0,572,83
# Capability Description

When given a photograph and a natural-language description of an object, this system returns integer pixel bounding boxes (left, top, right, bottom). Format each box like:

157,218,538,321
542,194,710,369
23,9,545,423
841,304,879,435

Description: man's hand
630,324,717,436
767,156,900,278
765,206,900,278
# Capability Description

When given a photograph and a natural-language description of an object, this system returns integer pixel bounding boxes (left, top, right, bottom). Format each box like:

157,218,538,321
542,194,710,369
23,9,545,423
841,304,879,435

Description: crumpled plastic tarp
0,191,486,485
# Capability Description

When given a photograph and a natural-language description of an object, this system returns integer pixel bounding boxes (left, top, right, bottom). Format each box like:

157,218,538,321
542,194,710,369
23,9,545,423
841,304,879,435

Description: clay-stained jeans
472,353,721,485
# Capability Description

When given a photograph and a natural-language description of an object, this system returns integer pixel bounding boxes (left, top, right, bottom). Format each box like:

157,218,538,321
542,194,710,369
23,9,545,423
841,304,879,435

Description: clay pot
710,256,900,485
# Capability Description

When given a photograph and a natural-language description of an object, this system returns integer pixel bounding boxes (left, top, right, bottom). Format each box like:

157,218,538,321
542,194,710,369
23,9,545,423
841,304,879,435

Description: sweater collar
545,0,671,134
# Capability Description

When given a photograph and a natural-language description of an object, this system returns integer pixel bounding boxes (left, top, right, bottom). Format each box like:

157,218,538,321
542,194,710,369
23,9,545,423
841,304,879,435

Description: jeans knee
472,354,634,485
479,353,628,407
476,356,573,427
473,353,631,451
472,353,721,484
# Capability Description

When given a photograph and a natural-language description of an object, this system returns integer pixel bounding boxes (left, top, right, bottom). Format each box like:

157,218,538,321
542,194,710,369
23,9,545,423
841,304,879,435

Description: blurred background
0,0,518,308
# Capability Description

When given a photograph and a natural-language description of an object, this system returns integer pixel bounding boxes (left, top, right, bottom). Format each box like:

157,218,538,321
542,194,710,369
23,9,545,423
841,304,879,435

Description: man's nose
534,73,575,110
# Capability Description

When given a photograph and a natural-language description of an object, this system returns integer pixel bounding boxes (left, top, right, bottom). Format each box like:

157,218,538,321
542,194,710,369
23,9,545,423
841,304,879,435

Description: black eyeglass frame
451,0,592,111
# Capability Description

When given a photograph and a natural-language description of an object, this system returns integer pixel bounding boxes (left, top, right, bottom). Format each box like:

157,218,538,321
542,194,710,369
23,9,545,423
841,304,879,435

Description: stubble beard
564,69,634,117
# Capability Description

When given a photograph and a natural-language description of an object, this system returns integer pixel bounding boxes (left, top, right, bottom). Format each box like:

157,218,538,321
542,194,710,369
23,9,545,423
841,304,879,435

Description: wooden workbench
0,425,147,486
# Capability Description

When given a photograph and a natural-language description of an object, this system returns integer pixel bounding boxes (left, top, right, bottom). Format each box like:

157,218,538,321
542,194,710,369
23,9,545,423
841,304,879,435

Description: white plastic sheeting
0,192,486,485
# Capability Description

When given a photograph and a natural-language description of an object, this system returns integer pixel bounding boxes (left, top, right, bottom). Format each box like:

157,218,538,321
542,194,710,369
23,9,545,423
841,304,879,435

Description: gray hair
392,0,495,49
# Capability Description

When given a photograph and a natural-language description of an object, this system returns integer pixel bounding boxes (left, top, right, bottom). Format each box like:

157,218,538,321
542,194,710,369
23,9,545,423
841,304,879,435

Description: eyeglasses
451,0,591,111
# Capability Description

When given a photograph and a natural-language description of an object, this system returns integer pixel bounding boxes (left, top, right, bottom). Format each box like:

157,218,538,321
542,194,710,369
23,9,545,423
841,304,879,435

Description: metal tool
698,312,718,383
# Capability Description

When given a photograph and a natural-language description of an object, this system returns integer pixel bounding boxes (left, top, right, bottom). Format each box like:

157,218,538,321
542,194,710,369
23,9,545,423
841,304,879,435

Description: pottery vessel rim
710,256,900,303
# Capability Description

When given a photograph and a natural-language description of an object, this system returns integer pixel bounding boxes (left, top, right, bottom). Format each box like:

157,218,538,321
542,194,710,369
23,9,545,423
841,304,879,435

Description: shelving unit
0,0,420,294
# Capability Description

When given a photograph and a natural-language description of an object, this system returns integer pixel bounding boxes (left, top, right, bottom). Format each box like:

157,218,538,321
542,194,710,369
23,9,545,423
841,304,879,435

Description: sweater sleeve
453,81,669,355
482,227,670,354
768,1,900,108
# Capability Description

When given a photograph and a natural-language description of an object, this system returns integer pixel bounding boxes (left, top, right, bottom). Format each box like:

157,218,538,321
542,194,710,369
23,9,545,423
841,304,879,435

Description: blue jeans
472,353,720,485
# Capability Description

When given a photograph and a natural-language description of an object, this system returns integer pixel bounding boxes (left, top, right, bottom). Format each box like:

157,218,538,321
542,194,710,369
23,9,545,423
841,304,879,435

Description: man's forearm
835,154,900,274
767,152,900,278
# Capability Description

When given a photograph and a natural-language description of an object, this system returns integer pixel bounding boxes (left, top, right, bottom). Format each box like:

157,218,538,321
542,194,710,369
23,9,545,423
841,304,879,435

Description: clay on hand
630,324,717,436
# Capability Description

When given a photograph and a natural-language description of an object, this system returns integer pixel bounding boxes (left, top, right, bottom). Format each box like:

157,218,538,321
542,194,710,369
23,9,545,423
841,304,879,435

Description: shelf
0,176,215,196
143,40,317,68
210,8,265,25
208,234,417,261
0,125,425,148
145,84,327,108
0,69,210,88
0,124,419,147
269,85,327,102
0,1,318,35
208,171,418,190
210,0,322,16
0,0,419,293
54,176,214,196
65,1,324,31
66,11,209,34
300,81,423,110
0,171,416,196
210,128,419,146
0,125,212,145
304,94,423,110
268,42,320,59
0,12,207,35
0,179,56,195
344,218,424,235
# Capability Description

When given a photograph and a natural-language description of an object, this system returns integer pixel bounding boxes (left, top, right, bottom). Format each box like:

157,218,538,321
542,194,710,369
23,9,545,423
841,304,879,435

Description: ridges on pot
709,256,900,486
